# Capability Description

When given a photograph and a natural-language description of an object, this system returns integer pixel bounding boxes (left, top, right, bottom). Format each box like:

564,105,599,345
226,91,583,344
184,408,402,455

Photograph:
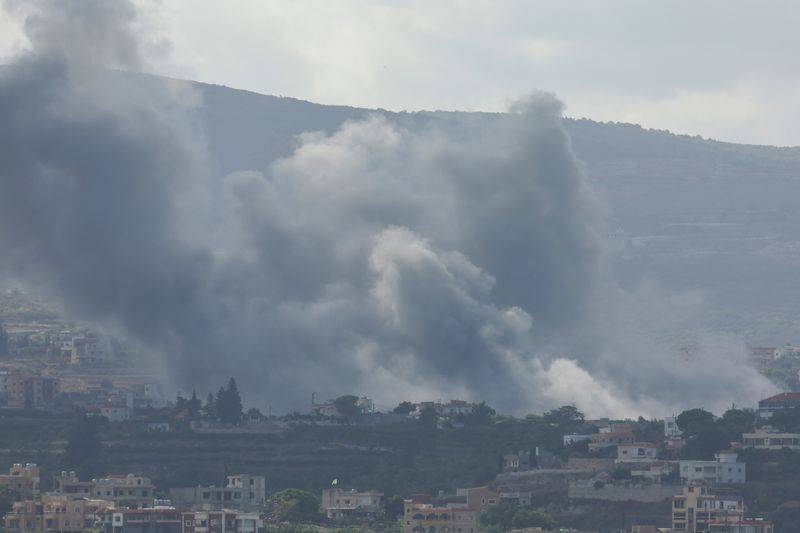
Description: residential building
54,471,95,498
672,485,744,533
503,450,532,472
3,495,112,533
5,377,59,409
757,392,800,419
100,507,185,533
563,434,592,446
457,486,500,514
708,518,774,533
742,429,800,450
589,430,635,451
679,451,746,484
61,335,110,364
169,475,266,511
664,416,682,437
182,510,260,533
99,404,133,422
401,495,478,533
93,474,155,509
616,443,659,463
0,464,41,499
320,488,384,520
630,461,675,484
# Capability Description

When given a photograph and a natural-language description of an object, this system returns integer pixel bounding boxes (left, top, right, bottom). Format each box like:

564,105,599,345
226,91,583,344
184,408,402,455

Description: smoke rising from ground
0,0,773,417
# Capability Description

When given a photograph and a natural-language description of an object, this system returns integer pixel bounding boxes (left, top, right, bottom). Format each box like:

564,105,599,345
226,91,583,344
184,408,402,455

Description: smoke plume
0,0,773,417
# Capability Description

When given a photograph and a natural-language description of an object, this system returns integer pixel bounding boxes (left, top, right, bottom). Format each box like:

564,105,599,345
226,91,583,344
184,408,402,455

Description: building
563,434,592,446
320,488,384,520
679,451,746,484
5,377,60,409
616,443,659,463
757,392,800,419
3,495,112,533
99,404,133,422
456,486,500,514
100,507,185,533
742,429,800,450
0,464,41,499
93,474,155,509
503,450,532,472
169,475,266,511
708,518,774,533
664,416,682,437
401,495,478,533
62,335,110,364
589,430,635,451
54,471,95,498
182,510,260,533
672,485,744,533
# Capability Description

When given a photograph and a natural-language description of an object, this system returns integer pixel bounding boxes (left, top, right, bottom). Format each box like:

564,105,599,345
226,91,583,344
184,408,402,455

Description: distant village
4,313,800,532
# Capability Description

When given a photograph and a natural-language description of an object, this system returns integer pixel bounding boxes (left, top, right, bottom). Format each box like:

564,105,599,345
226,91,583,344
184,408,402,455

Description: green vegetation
334,395,361,418
392,402,415,415
272,489,323,523
215,377,243,424
0,486,20,515
481,502,555,532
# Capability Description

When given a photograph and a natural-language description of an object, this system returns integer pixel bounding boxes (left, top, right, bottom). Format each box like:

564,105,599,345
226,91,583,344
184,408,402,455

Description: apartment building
402,495,478,533
672,486,744,533
93,474,155,509
0,464,41,499
616,443,659,463
679,451,746,484
708,518,774,533
5,377,59,409
182,511,259,533
169,475,266,511
3,495,112,533
320,488,384,520
742,430,800,450
99,508,260,533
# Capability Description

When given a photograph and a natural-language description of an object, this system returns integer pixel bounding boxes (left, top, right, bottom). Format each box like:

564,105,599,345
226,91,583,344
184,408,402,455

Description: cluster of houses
0,466,264,533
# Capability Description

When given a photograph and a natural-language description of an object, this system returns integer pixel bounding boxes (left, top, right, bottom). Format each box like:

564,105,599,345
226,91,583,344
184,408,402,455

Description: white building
679,451,746,484
664,416,682,437
563,434,592,446
742,430,800,450
616,442,659,463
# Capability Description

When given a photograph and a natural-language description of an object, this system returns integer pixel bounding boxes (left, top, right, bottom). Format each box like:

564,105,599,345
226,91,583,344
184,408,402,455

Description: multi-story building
401,495,478,533
5,377,59,409
742,430,800,450
100,507,185,533
0,464,41,499
672,486,744,533
589,431,635,451
679,451,746,485
169,475,266,511
616,443,659,463
320,488,384,520
503,450,532,472
664,416,682,437
3,495,112,533
757,392,800,419
92,474,155,509
54,471,95,498
708,518,774,533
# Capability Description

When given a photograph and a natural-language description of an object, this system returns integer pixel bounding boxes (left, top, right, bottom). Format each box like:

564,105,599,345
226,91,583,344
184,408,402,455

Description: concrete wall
568,483,677,503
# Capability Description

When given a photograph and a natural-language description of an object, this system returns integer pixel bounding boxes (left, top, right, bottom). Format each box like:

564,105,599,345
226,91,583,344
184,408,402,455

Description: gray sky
2,1,799,145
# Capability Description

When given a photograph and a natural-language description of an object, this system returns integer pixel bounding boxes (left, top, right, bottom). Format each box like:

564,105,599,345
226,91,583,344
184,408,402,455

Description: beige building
5,377,59,409
672,485,744,533
92,474,154,509
402,495,479,533
320,488,384,520
0,464,41,500
3,495,112,533
742,430,800,450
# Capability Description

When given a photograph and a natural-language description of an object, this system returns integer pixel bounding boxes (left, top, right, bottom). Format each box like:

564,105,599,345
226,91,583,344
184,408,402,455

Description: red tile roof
759,392,800,407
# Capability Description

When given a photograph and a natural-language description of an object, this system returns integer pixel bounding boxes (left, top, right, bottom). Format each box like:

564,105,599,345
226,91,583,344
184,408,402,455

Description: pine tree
222,377,243,425
0,321,8,356
188,389,201,414
206,392,215,417
215,386,227,421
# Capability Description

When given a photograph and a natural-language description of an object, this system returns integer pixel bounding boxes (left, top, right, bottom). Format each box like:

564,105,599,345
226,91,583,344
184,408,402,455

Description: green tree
467,401,496,426
392,401,415,415
188,389,202,414
480,502,517,531
334,395,361,418
676,408,715,436
718,408,756,437
218,378,243,425
510,509,555,530
206,392,215,417
418,405,438,428
273,489,322,523
64,415,102,470
680,426,731,460
770,408,800,433
543,405,584,426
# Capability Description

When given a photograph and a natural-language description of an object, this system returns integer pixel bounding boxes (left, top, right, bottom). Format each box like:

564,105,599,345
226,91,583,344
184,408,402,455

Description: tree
188,389,202,414
334,395,361,418
217,378,243,425
510,509,555,530
680,426,731,460
718,407,756,437
676,408,715,436
467,401,496,426
419,405,438,428
206,392,215,417
392,401,415,415
770,408,800,433
480,502,517,530
543,405,584,426
273,489,322,523
64,415,103,476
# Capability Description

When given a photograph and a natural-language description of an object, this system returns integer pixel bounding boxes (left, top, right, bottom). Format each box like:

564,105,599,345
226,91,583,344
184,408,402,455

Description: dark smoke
0,0,772,416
